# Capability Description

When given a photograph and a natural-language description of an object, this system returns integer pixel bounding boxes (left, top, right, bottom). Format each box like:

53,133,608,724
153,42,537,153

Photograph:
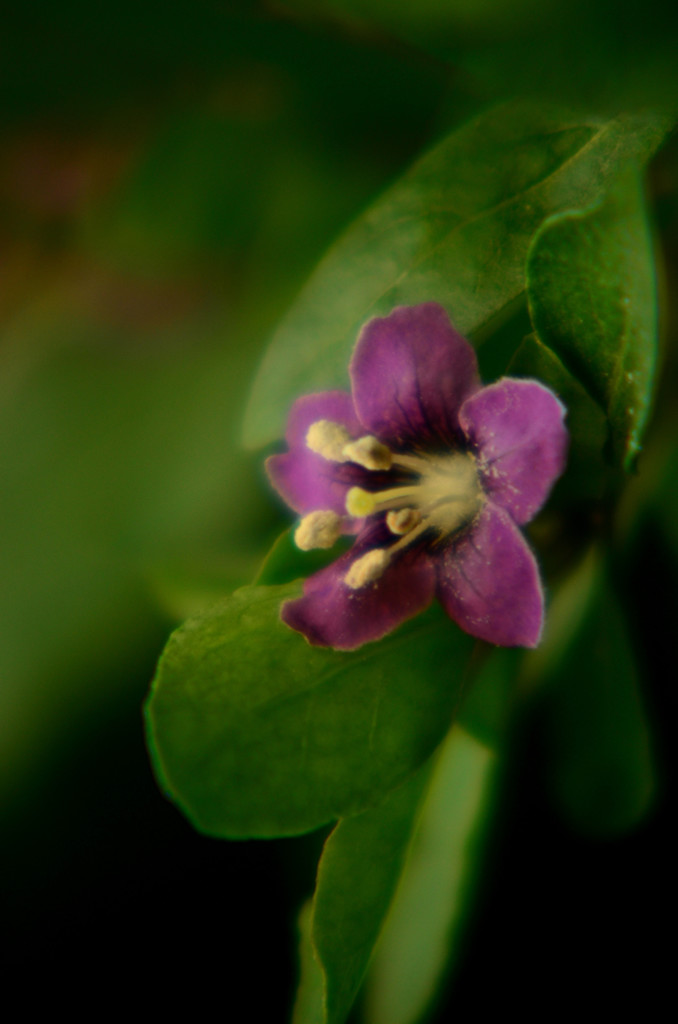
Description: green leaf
293,652,516,1024
297,768,430,1024
509,334,608,458
364,726,497,1024
146,584,474,837
508,333,609,500
244,102,671,447
544,558,655,836
527,171,659,469
254,527,352,587
292,900,326,1024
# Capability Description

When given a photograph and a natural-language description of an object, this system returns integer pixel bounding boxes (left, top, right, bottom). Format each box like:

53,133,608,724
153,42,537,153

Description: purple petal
266,450,361,521
459,378,568,525
267,390,365,521
436,502,544,647
283,391,362,448
281,528,436,651
350,303,481,448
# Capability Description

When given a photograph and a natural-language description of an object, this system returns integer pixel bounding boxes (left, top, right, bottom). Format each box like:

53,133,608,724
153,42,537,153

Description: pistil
346,485,421,518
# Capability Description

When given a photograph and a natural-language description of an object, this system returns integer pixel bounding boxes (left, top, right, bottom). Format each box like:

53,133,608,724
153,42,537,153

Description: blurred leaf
522,546,600,689
80,113,272,273
527,172,658,469
544,559,655,835
0,273,283,799
652,437,678,561
456,647,521,751
79,108,388,284
283,0,678,111
364,726,496,1024
244,102,670,447
296,767,429,1024
1,0,236,121
146,584,473,837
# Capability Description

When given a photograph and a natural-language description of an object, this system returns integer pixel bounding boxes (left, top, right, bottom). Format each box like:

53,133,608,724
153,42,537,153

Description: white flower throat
297,419,484,589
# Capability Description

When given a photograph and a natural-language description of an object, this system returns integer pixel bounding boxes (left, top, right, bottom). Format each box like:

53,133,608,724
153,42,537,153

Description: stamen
386,508,421,535
342,435,392,471
306,420,352,462
387,517,432,556
294,510,343,551
344,549,390,589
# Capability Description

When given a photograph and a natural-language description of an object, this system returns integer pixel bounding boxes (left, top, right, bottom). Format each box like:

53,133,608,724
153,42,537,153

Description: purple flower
267,303,568,651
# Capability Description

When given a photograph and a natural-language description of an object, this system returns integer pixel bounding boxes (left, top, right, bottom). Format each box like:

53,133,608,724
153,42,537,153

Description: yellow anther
294,510,343,551
342,435,392,471
386,508,420,536
344,549,390,590
345,487,377,518
305,420,351,462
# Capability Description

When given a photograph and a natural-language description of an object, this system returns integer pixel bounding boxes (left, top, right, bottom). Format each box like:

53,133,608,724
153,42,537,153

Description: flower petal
266,450,356,520
283,390,362,447
281,527,436,651
267,391,365,520
350,303,480,448
436,502,544,647
459,378,568,525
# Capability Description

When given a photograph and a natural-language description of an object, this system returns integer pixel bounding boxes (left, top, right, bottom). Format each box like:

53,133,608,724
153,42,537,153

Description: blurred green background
1,1,675,1017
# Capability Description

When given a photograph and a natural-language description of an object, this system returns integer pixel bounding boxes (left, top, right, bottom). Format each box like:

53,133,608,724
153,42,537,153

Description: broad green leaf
244,102,671,447
146,584,474,837
294,652,516,1024
292,901,326,1024
527,172,658,469
364,726,496,1024
254,527,352,587
297,767,430,1024
508,334,608,458
508,334,609,500
544,560,655,835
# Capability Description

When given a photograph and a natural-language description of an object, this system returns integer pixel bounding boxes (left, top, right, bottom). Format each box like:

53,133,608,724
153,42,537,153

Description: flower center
346,451,481,530
299,420,484,588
